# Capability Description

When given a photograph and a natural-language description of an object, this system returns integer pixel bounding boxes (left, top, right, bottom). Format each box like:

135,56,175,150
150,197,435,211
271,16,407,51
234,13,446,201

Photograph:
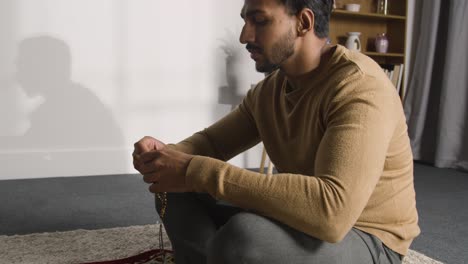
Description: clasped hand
133,136,194,193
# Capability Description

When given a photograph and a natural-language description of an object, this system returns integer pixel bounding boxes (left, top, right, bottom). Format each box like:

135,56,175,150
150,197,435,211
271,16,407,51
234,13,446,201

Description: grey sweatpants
156,192,402,264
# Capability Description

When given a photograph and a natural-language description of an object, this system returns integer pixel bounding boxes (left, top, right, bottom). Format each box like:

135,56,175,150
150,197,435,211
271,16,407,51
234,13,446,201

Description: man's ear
296,8,314,36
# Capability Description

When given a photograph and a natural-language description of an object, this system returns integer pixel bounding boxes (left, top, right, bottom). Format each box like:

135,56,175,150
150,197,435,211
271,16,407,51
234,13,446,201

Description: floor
409,163,468,264
1,162,467,263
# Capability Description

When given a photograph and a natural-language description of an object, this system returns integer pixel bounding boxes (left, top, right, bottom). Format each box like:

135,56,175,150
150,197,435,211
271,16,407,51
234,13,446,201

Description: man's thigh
156,193,243,228
155,193,244,264
207,212,377,264
157,194,400,264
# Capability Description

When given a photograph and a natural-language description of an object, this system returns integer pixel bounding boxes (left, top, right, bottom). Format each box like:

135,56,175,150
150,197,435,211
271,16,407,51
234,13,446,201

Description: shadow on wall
0,35,123,151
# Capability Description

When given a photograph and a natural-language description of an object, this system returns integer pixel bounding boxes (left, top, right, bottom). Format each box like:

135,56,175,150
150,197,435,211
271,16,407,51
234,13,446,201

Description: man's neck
281,39,332,92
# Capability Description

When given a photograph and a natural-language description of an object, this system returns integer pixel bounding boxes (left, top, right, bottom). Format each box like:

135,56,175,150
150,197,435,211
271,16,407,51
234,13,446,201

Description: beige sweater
172,45,420,255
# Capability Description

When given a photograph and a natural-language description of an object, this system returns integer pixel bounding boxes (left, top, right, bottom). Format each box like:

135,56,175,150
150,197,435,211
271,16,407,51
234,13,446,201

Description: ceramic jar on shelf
375,33,389,53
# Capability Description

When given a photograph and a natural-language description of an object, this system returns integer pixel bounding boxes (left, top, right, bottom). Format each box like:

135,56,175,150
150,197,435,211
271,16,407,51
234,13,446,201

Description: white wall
0,0,265,179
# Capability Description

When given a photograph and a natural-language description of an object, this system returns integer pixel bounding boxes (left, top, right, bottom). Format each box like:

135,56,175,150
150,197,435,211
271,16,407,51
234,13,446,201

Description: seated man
133,0,420,263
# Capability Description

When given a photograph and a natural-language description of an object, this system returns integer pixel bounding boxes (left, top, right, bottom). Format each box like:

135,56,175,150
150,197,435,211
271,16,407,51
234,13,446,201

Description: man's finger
133,142,145,155
132,150,141,158
133,137,154,154
137,162,158,175
133,155,152,173
132,151,141,167
140,150,161,163
149,182,162,193
143,172,160,184
133,158,141,171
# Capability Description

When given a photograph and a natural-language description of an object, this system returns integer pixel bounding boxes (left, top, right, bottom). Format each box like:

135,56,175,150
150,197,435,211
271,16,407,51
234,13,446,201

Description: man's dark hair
278,0,333,38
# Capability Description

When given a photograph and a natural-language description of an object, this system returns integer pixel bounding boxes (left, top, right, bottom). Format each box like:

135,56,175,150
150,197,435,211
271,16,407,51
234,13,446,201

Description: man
133,0,420,263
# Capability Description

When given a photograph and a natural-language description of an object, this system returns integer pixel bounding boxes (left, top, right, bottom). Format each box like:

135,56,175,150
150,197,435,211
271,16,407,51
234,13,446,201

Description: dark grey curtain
404,0,468,171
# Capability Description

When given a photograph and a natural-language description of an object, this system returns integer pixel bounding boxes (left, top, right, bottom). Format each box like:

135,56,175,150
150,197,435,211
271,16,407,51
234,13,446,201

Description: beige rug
0,224,443,264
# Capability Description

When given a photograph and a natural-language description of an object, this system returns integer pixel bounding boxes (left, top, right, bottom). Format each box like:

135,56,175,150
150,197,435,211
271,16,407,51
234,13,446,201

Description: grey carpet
0,163,467,263
0,174,157,234
410,163,468,264
0,224,441,264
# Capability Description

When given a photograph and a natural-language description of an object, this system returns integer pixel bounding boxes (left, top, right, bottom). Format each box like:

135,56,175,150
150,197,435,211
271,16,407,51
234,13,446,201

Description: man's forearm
168,130,224,159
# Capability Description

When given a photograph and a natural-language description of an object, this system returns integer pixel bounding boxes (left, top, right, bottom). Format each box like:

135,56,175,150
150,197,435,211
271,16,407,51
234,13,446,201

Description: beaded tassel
156,192,169,263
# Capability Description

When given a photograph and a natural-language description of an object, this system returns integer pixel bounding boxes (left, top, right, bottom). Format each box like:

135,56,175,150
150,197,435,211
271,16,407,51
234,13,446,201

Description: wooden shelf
333,10,406,20
330,0,408,100
364,52,404,57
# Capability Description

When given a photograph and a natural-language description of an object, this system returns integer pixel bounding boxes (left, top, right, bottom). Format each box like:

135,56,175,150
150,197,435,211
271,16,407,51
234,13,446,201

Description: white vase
345,32,361,52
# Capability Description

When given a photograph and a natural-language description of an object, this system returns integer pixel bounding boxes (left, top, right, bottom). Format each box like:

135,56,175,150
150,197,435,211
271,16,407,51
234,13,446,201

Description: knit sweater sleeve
169,98,261,161
184,75,399,243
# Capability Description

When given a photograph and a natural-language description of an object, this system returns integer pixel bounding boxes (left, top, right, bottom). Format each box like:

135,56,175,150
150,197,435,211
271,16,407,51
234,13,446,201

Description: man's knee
207,212,267,264
206,212,359,264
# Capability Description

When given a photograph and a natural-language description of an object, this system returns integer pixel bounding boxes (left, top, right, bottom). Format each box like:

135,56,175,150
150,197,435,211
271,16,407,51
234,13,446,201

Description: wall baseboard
0,148,133,180
0,143,266,180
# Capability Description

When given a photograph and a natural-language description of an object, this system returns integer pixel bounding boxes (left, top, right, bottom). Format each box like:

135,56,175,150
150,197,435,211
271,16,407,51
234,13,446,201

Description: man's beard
256,28,296,73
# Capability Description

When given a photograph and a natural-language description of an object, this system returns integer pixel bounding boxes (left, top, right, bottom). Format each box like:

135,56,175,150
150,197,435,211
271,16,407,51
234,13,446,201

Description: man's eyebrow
240,9,267,19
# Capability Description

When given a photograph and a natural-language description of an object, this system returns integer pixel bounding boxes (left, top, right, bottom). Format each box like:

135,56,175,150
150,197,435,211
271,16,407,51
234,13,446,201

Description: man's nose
239,24,254,44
